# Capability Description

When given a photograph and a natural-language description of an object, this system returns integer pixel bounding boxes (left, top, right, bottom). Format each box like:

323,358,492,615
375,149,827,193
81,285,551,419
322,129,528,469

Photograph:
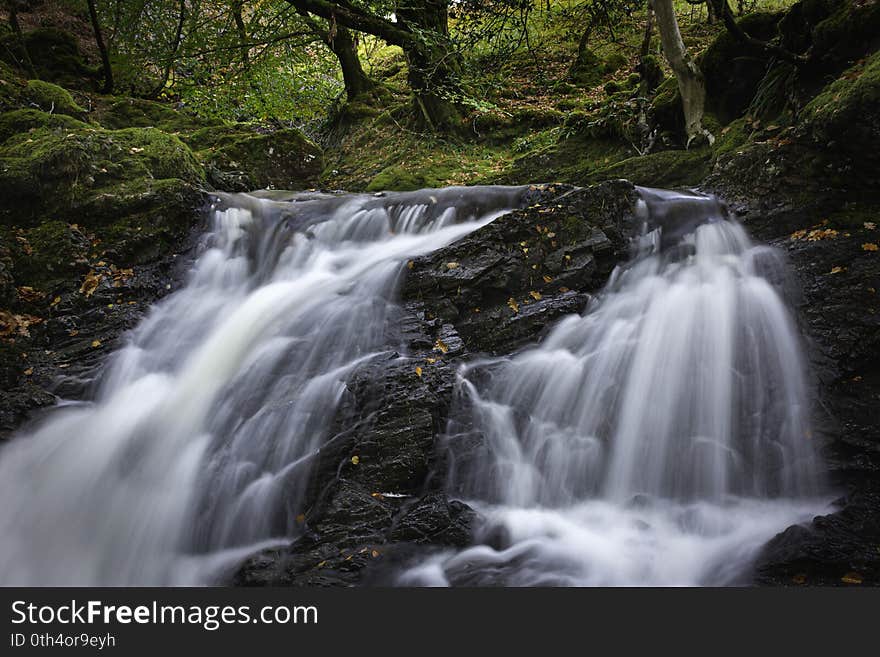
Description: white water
0,186,525,585
0,185,829,587
400,189,830,587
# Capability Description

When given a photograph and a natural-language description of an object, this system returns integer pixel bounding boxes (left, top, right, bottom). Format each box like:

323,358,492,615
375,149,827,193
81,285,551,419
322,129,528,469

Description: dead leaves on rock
79,264,135,298
79,271,103,297
790,227,839,241
0,310,43,340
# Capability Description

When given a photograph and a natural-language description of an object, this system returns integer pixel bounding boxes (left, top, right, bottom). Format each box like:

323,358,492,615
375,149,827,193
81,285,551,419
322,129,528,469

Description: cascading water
400,188,830,587
0,183,829,587
0,185,527,586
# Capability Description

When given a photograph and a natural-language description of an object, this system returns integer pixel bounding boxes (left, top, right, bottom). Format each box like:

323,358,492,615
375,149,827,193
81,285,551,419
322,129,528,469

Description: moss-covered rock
7,220,90,292
650,77,684,137
0,115,205,227
700,12,784,124
22,80,86,119
800,50,880,188
95,97,212,133
186,124,322,191
0,108,89,144
366,164,455,192
809,0,880,72
0,28,97,90
588,148,713,188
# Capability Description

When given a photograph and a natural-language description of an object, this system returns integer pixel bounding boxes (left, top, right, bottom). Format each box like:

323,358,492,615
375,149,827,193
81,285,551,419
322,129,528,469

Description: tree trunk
4,1,37,78
231,0,250,69
331,26,374,100
286,0,464,132
396,0,463,131
85,0,113,93
653,0,712,146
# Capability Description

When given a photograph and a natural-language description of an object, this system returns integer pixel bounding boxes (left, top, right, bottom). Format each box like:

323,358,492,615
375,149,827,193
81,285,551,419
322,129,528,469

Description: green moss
23,80,86,118
569,48,604,87
0,122,204,227
700,12,784,123
810,0,880,69
588,148,713,187
365,164,455,192
0,108,89,144
803,50,880,142
0,28,97,90
712,116,754,158
11,220,89,292
189,125,323,191
650,77,683,136
96,97,211,133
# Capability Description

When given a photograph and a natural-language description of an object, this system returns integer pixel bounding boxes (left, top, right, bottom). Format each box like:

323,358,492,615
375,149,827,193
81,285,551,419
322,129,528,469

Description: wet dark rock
756,483,880,586
403,180,639,355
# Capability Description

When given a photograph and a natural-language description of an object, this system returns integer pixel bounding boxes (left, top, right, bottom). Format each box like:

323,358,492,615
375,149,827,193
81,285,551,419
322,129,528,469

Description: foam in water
0,186,526,585
400,187,830,587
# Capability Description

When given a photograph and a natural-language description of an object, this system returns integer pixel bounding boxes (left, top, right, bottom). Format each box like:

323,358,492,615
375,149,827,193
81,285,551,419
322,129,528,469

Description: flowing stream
0,185,829,586
0,186,526,585
402,188,829,586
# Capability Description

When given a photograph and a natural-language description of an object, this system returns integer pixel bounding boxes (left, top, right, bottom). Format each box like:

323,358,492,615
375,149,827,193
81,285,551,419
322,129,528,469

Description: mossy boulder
808,0,880,72
800,50,880,188
0,108,89,143
570,49,630,87
23,80,86,119
366,164,454,192
588,148,713,188
7,220,90,292
0,28,97,90
96,97,212,133
650,77,684,138
0,114,205,227
700,12,784,124
186,124,322,191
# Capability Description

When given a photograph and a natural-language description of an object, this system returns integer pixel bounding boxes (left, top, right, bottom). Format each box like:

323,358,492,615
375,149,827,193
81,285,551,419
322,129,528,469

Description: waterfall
400,187,830,587
0,184,829,587
0,186,527,585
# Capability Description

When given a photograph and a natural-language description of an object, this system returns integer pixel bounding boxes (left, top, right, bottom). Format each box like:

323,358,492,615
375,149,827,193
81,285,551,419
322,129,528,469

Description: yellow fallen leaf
425,357,437,364
371,492,385,500
863,243,878,251
865,222,876,230
91,340,102,348
371,550,380,558
841,572,863,585
16,286,44,302
507,298,519,313
529,290,542,301
434,338,449,354
23,368,33,376
829,266,845,274
50,296,61,307
407,260,414,269
79,271,103,298
542,275,553,283
445,262,459,270
415,366,423,378
350,455,360,465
